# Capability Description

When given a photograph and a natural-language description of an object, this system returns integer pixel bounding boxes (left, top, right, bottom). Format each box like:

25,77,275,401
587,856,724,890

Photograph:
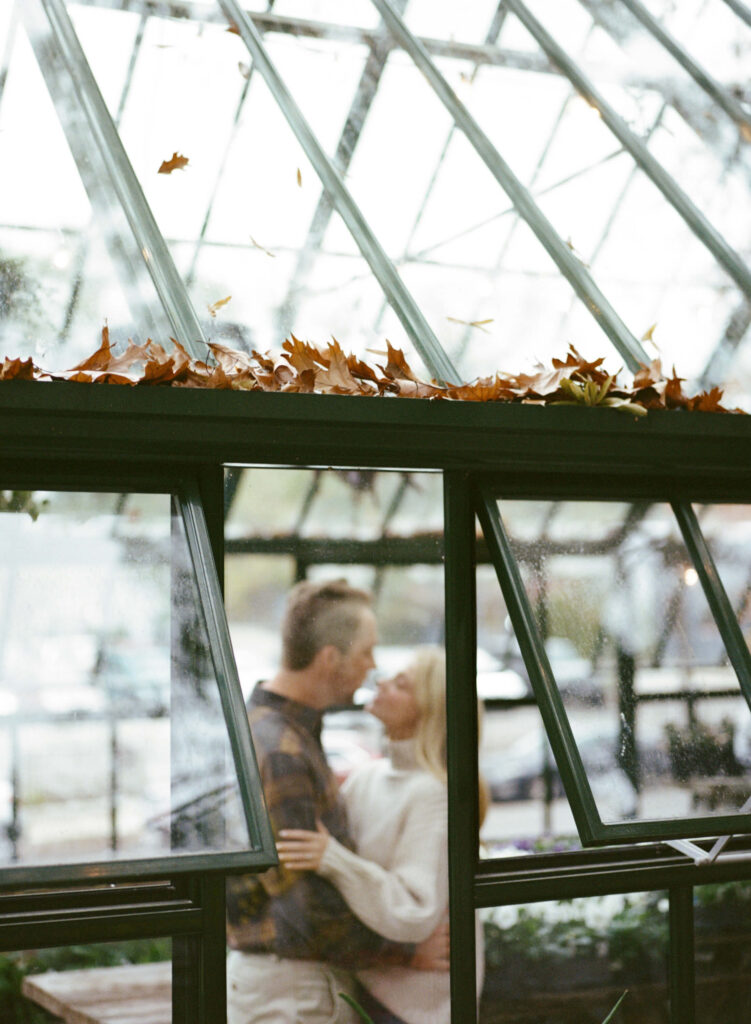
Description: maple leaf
248,350,274,376
664,369,690,409
158,153,189,175
445,377,515,402
208,341,255,375
314,339,368,394
70,325,113,371
0,356,37,380
282,335,328,375
689,387,727,413
380,342,423,383
208,295,231,318
633,359,663,389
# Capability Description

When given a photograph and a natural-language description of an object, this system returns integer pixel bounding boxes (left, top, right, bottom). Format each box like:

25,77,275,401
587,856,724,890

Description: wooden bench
21,961,171,1024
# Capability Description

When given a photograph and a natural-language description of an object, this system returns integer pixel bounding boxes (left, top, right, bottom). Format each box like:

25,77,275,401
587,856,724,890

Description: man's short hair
281,579,373,671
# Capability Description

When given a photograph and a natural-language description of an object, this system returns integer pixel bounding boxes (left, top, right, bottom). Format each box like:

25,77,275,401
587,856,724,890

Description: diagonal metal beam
504,0,751,301
276,3,405,334
369,0,649,373
218,0,459,384
24,0,206,356
619,0,751,137
60,10,149,344
721,0,751,29
698,299,751,391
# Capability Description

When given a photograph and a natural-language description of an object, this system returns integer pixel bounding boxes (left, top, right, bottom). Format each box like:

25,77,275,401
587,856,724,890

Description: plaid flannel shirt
226,684,414,969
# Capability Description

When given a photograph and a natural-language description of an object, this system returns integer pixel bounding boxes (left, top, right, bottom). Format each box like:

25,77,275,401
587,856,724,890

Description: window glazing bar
668,887,696,1024
369,0,649,373
504,0,751,300
476,485,602,843
217,0,459,385
672,501,751,714
619,0,751,135
179,480,276,860
26,0,206,357
721,0,751,29
443,473,480,1023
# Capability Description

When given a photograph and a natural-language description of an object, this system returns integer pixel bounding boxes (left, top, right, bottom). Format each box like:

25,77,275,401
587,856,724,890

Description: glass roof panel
0,10,172,367
2,0,749,400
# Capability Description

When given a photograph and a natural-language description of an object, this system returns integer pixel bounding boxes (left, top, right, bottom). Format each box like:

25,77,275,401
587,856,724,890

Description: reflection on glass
695,881,751,1023
480,892,668,1023
4,938,170,1021
0,490,252,869
479,500,751,849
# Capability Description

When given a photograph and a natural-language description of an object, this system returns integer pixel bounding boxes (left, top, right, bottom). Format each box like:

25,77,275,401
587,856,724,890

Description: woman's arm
277,780,448,944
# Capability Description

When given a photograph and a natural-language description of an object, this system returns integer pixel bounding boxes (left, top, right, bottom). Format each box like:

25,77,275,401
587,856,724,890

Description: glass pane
225,467,453,1019
480,499,751,845
0,11,171,370
0,490,254,870
480,892,668,1022
696,881,751,1023
4,937,170,1023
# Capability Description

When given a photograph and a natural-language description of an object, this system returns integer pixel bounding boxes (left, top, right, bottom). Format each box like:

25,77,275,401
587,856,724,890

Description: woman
277,647,483,1024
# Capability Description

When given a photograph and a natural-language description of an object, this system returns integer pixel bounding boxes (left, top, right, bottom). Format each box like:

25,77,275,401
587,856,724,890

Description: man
226,579,446,1023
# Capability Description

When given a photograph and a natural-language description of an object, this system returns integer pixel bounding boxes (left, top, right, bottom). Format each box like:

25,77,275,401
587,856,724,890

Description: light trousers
227,950,358,1024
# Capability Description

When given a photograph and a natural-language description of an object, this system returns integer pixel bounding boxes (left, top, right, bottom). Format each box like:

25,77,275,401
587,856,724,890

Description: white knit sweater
318,740,466,1024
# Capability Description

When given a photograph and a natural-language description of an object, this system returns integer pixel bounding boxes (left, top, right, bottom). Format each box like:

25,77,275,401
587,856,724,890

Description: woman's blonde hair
410,647,447,782
409,648,489,829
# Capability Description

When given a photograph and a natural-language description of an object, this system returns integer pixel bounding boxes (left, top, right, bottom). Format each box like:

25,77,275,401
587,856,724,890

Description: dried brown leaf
208,295,231,318
158,153,189,175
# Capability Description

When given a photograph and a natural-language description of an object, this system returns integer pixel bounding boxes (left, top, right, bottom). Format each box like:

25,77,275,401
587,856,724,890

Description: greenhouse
1,0,751,1022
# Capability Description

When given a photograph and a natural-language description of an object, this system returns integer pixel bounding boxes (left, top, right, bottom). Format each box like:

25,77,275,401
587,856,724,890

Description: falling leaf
226,23,240,35
296,168,302,187
208,295,232,318
446,317,494,333
249,235,276,258
158,152,189,175
641,323,658,343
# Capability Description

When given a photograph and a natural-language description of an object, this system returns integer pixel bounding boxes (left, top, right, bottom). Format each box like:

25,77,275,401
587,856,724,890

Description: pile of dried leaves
0,329,740,414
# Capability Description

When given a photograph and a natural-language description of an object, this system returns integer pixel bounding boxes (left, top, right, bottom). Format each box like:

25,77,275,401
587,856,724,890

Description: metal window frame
475,479,751,845
0,465,276,887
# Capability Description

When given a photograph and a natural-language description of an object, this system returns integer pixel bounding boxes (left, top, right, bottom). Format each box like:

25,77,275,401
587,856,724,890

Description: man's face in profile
331,608,378,705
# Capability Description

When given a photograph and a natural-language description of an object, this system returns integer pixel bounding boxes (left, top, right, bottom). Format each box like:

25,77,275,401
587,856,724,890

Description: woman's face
368,667,421,740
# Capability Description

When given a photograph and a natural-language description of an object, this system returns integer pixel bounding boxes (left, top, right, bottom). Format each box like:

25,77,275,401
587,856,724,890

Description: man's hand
277,820,330,872
410,918,449,971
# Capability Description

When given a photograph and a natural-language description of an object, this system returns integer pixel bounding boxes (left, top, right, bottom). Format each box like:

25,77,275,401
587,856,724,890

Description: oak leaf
158,153,189,175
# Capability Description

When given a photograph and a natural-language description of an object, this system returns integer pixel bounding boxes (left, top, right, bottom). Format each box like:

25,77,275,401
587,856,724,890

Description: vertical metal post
443,472,479,1024
669,886,695,1024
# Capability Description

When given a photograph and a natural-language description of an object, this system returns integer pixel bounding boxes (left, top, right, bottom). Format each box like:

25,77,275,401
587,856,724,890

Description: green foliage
338,991,375,1023
0,491,48,522
664,716,741,781
484,893,667,982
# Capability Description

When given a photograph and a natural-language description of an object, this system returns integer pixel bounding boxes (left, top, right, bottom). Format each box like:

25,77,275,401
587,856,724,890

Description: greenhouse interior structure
1,0,751,1021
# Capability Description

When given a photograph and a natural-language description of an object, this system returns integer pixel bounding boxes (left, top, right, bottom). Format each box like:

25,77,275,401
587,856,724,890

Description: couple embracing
226,579,480,1024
